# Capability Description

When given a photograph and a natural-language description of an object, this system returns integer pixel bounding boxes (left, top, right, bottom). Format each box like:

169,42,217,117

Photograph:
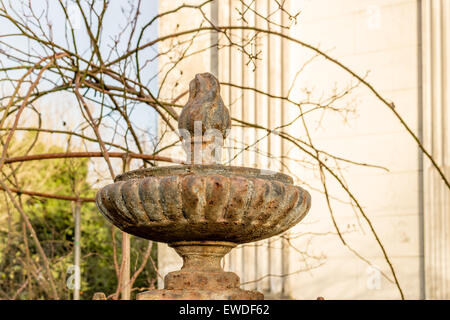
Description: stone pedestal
137,241,263,300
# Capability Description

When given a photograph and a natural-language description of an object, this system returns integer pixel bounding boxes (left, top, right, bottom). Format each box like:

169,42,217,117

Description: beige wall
421,0,450,299
157,0,449,299
283,0,422,300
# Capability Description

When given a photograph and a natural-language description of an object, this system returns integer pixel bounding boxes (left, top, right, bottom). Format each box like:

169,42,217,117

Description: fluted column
421,0,450,299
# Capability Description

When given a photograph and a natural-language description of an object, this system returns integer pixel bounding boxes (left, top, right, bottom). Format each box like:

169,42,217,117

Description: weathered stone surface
96,165,311,244
136,289,263,300
178,72,231,138
95,73,311,300
92,292,107,300
137,241,263,300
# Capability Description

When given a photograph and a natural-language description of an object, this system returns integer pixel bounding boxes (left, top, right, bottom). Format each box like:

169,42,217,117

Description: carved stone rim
169,240,236,249
115,164,293,184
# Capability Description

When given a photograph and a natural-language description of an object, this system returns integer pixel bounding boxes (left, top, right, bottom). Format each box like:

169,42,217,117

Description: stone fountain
96,72,311,300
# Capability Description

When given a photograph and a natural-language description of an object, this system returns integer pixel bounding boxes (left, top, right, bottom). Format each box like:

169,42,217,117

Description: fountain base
136,241,263,300
136,288,263,300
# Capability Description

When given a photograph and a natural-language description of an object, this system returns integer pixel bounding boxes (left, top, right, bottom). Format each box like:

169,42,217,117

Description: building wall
421,0,450,299
284,0,422,300
156,0,449,299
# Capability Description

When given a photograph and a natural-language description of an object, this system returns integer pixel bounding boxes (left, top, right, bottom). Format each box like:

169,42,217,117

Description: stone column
218,0,292,298
421,0,450,299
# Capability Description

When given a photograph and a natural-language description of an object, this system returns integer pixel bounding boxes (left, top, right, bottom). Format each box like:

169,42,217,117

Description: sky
0,1,159,151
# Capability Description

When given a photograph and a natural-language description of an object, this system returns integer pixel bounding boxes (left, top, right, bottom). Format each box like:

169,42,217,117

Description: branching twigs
0,184,94,202
74,73,116,179
3,152,184,165
1,0,446,299
131,24,449,188
129,241,152,289
0,53,68,172
0,179,59,299
232,115,405,298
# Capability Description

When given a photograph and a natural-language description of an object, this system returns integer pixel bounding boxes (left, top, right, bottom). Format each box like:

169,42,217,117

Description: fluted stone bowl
96,165,311,244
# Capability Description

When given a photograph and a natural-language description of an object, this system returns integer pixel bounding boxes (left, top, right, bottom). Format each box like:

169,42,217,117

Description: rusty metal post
120,156,131,300
120,232,130,299
210,0,218,77
73,200,81,300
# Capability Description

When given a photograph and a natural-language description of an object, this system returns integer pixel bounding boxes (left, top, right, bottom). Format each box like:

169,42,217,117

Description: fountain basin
96,164,311,244
94,73,313,300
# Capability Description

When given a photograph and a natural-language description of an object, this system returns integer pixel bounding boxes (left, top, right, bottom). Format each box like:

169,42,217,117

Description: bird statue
177,72,231,164
178,72,231,139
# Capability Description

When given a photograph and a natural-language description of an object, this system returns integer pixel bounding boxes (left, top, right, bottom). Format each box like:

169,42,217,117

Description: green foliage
0,134,157,299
